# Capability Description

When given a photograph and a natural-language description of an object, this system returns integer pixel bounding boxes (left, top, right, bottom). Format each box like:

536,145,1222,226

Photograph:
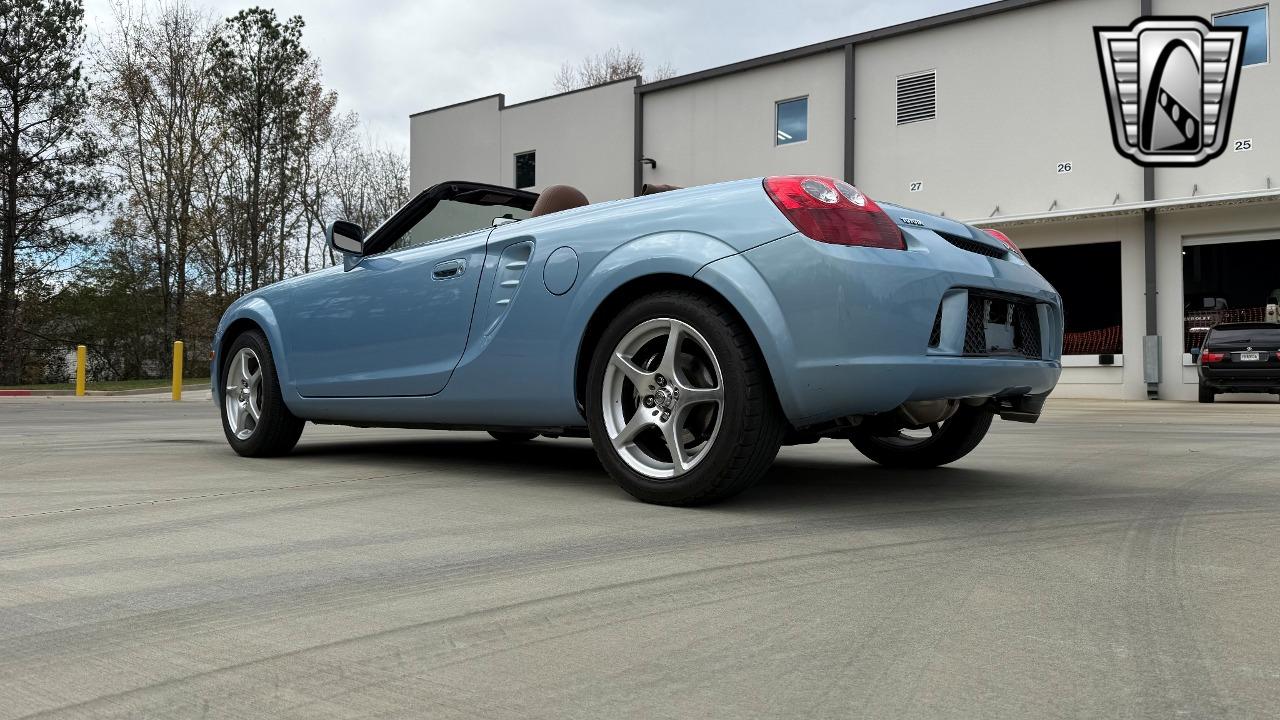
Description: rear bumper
1199,367,1280,392
697,231,1063,426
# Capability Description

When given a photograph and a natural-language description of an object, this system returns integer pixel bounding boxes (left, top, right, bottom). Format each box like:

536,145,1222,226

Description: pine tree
0,0,106,384
208,7,308,291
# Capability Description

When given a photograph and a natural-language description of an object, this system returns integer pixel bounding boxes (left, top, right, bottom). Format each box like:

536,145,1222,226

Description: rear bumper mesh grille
960,293,1043,359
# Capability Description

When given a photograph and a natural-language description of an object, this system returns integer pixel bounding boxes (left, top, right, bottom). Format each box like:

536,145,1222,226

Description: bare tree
96,0,219,365
552,45,676,92
294,79,340,273
4,1,410,382
329,131,408,233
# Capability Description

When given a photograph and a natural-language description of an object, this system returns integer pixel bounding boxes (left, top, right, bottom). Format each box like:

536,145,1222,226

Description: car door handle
432,258,467,280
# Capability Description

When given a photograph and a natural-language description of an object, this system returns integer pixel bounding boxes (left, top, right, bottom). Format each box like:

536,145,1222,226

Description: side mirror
326,220,365,256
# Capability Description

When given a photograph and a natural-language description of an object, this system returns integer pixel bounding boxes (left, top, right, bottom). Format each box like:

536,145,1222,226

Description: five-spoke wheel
224,347,263,440
587,291,784,505
219,330,305,457
602,318,725,479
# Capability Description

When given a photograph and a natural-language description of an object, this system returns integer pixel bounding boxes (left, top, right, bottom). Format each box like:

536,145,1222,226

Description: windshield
361,182,538,256
385,199,531,254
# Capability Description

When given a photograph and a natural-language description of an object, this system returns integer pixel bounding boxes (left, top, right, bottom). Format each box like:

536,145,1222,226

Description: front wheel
220,330,305,457
851,404,993,469
586,291,785,506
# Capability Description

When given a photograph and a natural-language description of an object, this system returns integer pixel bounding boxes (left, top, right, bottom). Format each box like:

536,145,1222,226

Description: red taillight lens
763,176,905,250
983,228,1025,259
1201,350,1227,364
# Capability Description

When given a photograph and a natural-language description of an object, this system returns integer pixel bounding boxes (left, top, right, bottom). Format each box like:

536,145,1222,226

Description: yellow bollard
172,341,184,401
75,345,86,397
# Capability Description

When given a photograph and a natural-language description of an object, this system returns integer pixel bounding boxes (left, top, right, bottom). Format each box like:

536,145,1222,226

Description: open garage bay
1,398,1278,718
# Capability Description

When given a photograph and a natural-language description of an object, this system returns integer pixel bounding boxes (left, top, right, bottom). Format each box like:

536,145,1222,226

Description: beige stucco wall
640,51,846,188
409,96,502,194
854,0,1143,220
497,80,636,201
409,80,636,200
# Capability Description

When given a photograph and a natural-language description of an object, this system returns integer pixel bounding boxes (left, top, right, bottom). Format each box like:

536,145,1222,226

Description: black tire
489,431,538,442
585,290,785,506
850,403,993,469
220,330,305,457
1199,384,1216,404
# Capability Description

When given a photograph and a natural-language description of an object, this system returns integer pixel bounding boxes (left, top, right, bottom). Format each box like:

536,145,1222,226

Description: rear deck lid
878,201,1010,257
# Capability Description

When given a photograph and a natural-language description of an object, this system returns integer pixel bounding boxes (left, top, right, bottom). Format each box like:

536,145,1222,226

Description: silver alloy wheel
602,317,725,479
224,347,263,440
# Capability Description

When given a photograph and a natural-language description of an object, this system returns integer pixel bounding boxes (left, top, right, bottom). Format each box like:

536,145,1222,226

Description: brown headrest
639,183,682,196
530,185,589,217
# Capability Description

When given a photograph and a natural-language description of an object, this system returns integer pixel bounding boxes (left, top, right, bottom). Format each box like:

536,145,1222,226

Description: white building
410,0,1279,401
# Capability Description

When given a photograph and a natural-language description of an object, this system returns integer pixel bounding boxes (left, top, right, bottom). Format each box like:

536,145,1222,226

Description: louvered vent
896,71,936,125
483,241,533,336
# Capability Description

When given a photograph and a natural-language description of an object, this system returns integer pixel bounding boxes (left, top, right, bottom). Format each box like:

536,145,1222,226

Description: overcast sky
82,0,992,151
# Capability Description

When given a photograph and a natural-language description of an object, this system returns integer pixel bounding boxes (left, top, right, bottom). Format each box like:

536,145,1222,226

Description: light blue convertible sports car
213,176,1063,505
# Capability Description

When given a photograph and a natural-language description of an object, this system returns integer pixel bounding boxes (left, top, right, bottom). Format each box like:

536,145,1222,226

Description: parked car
1198,322,1280,403
212,176,1064,505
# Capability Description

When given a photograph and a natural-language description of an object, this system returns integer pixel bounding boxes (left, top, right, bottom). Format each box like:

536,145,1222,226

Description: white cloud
81,0,989,150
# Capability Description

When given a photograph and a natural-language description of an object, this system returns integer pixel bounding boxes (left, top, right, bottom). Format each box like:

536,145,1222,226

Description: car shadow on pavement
287,435,1062,511
742,456,1049,512
290,435,604,473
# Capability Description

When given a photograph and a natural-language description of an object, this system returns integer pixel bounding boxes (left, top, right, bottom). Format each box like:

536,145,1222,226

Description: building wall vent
896,71,936,125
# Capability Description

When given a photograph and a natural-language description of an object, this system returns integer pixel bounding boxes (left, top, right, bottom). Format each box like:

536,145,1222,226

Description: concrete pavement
1,397,1278,718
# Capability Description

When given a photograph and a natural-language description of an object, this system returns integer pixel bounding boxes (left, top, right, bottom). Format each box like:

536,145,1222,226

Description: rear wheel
1198,384,1216,404
489,431,538,442
851,404,993,469
586,291,784,506
220,330,305,457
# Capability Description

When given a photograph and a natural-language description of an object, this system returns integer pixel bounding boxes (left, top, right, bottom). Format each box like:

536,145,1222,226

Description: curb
0,386,182,397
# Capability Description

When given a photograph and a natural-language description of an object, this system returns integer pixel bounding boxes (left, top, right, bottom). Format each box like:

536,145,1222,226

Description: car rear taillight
983,228,1025,260
763,176,906,250
1201,350,1227,364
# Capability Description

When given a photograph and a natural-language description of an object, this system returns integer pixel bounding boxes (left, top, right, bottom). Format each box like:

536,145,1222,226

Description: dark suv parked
1198,323,1280,403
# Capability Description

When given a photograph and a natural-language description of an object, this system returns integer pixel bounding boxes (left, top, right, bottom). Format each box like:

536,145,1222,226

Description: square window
514,151,535,189
1214,5,1269,66
775,97,808,146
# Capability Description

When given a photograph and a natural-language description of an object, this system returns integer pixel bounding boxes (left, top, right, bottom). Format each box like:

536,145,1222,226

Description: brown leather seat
529,185,589,217
639,183,682,196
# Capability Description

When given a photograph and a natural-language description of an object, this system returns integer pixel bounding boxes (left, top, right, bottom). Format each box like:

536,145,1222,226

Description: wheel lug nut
655,375,666,387
643,396,655,408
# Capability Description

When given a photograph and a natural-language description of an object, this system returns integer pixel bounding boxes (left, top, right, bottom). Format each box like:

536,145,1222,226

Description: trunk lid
879,201,1009,256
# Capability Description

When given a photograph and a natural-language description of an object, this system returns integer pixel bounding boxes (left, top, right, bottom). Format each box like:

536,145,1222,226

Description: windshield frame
361,181,538,257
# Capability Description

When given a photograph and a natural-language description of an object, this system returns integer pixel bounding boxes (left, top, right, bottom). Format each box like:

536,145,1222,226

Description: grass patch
0,378,210,391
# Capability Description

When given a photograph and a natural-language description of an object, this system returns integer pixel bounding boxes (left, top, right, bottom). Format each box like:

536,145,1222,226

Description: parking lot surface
1,397,1279,719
